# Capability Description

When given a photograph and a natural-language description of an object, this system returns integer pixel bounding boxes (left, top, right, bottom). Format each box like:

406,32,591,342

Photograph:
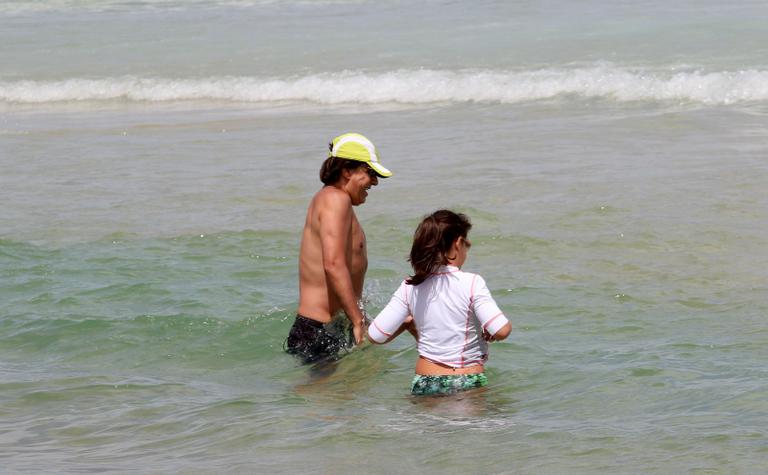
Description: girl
367,210,511,395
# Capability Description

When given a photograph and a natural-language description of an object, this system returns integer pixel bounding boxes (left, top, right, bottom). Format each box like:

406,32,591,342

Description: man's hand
353,321,366,345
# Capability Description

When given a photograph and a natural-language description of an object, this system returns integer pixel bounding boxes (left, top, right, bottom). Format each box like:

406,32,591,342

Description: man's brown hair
319,156,365,185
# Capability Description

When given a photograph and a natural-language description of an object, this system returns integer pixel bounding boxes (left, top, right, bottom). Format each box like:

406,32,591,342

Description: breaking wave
3,67,768,106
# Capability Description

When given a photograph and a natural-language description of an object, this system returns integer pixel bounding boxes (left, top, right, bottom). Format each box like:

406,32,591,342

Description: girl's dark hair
319,156,363,185
406,210,472,286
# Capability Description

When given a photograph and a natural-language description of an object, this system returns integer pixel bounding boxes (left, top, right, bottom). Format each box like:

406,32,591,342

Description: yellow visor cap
329,132,392,178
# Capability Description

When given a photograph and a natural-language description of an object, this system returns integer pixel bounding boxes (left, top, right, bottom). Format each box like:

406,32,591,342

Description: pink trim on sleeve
373,320,392,337
482,312,505,330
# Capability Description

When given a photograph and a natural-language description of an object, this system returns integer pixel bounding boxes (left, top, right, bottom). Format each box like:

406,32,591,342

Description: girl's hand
484,322,511,342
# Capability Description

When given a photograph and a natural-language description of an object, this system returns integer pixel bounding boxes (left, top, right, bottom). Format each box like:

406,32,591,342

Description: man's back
297,186,367,324
286,133,390,363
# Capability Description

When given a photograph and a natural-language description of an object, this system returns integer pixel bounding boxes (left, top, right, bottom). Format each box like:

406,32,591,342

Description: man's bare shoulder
313,186,352,212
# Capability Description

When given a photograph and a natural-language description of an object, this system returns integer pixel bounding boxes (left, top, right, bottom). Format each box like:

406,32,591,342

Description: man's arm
319,191,366,344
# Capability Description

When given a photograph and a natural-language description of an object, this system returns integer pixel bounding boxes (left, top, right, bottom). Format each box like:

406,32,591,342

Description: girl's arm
484,322,511,341
367,281,412,344
471,274,512,341
372,315,417,344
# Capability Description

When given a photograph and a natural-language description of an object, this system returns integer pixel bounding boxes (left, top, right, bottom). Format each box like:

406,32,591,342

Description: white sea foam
2,68,768,106
0,0,364,14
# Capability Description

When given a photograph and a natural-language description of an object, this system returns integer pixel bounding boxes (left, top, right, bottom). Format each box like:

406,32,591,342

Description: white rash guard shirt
369,265,509,368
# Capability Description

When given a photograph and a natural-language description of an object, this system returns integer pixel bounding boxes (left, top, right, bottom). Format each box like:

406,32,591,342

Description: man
285,133,392,364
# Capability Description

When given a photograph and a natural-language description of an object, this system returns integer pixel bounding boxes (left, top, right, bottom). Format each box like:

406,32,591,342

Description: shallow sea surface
2,1,768,473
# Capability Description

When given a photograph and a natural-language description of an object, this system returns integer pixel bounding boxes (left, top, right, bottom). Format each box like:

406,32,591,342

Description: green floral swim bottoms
411,373,488,396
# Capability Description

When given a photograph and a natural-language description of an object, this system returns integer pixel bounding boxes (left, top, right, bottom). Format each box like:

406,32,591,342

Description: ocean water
2,1,768,473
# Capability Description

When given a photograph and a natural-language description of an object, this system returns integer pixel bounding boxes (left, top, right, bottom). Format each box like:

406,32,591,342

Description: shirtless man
285,133,392,364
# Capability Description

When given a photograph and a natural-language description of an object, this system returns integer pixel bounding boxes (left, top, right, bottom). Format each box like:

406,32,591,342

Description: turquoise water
3,0,768,473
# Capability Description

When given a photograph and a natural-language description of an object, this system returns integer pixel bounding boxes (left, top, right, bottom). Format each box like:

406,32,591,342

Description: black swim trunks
285,314,354,364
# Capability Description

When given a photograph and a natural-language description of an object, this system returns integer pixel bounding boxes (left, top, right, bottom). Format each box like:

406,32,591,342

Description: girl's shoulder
455,270,491,295
454,268,482,281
